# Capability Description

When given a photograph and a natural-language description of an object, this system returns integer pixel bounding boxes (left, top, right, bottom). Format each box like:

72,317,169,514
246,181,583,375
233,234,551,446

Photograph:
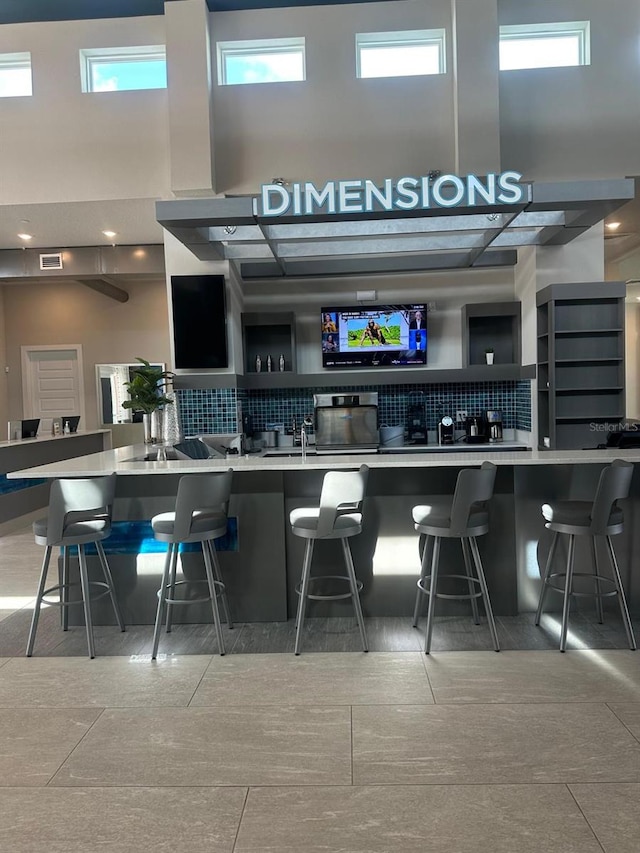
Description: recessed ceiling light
606,221,621,230
102,230,117,239
17,233,33,240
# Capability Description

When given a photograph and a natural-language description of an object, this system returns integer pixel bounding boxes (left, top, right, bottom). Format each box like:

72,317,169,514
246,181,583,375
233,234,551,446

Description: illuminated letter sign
258,172,525,217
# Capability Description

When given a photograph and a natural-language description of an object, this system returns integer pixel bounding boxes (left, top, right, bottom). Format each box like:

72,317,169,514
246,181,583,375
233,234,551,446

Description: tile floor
1,523,639,851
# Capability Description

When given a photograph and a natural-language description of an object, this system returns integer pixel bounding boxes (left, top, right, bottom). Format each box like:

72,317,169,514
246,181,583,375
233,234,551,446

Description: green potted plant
122,358,174,443
485,347,495,365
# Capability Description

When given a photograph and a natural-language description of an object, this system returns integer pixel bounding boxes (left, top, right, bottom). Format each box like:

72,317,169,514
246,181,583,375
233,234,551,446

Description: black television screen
171,274,228,369
321,305,427,369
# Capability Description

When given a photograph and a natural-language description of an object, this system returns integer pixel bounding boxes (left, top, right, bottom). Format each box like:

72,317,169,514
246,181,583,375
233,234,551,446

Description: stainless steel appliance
486,410,503,443
464,415,488,444
437,415,455,445
314,392,379,453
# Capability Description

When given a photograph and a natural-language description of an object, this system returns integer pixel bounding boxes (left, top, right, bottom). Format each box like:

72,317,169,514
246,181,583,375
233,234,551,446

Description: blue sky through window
90,59,166,91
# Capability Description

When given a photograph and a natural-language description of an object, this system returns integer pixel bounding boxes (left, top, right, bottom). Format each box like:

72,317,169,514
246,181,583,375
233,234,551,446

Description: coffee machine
437,415,455,445
464,415,488,444
406,391,428,444
407,406,428,443
486,410,503,442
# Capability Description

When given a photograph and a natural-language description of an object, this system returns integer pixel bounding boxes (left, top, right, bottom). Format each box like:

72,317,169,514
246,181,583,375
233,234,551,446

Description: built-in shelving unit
536,281,626,450
173,303,535,391
242,312,297,376
462,301,522,367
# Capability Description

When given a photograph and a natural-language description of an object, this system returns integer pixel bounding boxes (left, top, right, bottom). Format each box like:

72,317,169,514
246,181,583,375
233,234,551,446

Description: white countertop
8,443,640,478
0,430,111,452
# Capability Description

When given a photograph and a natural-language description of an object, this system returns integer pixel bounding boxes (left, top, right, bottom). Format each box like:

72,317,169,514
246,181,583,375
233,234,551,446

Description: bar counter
8,444,640,627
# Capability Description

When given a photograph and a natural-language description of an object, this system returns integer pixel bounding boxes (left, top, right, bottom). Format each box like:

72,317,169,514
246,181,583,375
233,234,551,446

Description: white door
21,345,86,436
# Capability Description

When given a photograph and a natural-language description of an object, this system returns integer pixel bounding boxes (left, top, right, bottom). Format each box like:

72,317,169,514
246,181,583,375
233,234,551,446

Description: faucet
300,423,307,460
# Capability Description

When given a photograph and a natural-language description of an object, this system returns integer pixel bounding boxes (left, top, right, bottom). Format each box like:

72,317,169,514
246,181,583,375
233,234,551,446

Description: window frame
499,21,591,71
355,29,447,79
216,37,306,86
0,52,33,98
79,45,167,93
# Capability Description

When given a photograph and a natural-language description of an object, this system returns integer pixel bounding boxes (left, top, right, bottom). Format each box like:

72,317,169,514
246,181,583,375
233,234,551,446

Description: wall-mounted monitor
321,304,427,369
171,274,228,370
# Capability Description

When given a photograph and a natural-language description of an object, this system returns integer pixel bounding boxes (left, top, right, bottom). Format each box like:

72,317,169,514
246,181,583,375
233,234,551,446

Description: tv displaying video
321,305,427,369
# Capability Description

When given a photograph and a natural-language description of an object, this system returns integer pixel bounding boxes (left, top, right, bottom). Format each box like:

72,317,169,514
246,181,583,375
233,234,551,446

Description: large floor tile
191,652,433,706
235,784,602,853
0,708,101,786
0,786,246,853
424,650,640,703
0,655,212,707
51,705,351,787
608,703,640,741
352,702,640,785
570,783,640,853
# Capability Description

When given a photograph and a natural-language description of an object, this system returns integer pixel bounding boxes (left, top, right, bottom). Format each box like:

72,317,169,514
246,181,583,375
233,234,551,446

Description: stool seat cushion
151,509,227,540
33,516,109,545
290,507,362,538
542,500,623,529
412,501,488,532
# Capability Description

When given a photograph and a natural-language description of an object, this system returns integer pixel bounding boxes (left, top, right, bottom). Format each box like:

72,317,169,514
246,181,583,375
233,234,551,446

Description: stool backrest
46,474,117,545
316,464,369,537
449,461,497,535
590,459,633,533
173,470,233,540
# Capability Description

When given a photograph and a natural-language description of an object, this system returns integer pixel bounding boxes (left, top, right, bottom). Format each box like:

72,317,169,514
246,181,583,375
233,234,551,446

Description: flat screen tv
171,274,228,370
321,304,427,369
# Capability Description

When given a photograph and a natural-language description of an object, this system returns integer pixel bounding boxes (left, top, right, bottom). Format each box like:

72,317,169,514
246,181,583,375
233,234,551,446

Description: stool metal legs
26,546,53,657
153,540,228,658
294,537,368,655
206,539,234,630
413,535,499,654
152,544,177,659
468,536,499,652
294,539,315,655
201,539,226,656
27,542,124,659
341,539,369,653
535,531,636,652
604,535,637,651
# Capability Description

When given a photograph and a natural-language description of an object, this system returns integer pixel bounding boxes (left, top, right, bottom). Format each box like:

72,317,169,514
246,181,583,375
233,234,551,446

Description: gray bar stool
151,470,233,659
412,461,499,654
535,459,636,652
290,464,369,655
27,474,125,659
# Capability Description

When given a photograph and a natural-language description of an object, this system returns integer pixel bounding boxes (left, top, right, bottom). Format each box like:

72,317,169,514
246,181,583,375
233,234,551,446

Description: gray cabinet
536,282,625,450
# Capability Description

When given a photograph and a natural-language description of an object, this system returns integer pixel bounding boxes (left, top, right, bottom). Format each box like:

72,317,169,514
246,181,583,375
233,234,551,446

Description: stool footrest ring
158,577,226,605
42,581,112,607
417,573,483,602
544,572,618,598
295,574,363,602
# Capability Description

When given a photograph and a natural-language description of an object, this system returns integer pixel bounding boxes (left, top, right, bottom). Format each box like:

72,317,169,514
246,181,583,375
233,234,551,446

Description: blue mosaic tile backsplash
178,381,532,435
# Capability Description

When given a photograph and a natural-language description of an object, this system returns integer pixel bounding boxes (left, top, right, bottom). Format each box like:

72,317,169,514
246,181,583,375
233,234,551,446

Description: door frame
21,344,86,426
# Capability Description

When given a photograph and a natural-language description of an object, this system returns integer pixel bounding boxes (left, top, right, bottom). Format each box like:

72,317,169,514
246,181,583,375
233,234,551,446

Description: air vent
39,252,63,270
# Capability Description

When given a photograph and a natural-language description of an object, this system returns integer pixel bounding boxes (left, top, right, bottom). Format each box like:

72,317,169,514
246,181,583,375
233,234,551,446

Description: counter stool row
25,460,637,658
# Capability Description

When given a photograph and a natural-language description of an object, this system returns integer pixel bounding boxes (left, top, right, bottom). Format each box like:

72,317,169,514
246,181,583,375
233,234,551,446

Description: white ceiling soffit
155,178,634,279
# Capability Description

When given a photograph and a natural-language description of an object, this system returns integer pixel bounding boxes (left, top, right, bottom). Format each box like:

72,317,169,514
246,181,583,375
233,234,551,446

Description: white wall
0,16,170,204
498,0,640,180
210,0,456,194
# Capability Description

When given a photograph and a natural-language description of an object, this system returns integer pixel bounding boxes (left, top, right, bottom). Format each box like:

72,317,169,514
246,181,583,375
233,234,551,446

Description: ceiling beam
76,277,129,303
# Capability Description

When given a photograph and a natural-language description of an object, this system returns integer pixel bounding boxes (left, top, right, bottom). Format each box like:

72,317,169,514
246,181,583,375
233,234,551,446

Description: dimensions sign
257,171,526,218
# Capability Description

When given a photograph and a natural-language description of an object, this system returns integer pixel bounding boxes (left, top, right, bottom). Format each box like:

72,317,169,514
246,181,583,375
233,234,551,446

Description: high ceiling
0,0,380,25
